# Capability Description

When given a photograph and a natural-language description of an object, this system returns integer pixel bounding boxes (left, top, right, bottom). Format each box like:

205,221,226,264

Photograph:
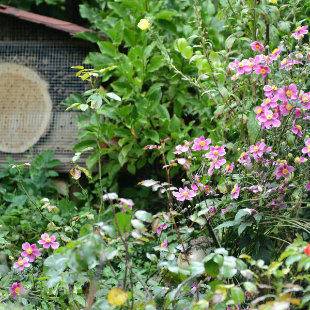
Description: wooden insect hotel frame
0,5,96,171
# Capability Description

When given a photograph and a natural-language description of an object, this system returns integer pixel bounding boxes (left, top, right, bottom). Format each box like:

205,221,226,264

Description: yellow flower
269,0,277,3
107,288,128,306
138,19,150,30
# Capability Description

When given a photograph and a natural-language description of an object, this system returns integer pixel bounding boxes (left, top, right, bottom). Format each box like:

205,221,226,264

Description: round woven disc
0,63,52,153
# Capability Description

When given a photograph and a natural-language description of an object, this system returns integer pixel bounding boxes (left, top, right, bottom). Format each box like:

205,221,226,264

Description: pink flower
279,84,298,102
274,163,294,179
306,182,310,191
203,185,213,195
231,184,240,199
38,233,59,249
13,257,30,271
160,238,168,250
191,183,198,191
192,136,211,151
156,224,167,234
264,85,279,97
291,121,304,137
10,283,25,299
300,93,310,109
260,110,281,129
269,46,283,61
249,142,271,161
253,65,271,78
254,106,265,122
302,139,310,157
251,41,264,52
21,242,41,262
292,25,308,39
238,152,252,169
208,158,226,175
173,187,196,201
205,145,226,160
174,141,192,154
224,162,234,174
261,96,279,109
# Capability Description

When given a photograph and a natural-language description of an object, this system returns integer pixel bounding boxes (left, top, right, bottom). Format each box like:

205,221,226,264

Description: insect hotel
0,5,95,171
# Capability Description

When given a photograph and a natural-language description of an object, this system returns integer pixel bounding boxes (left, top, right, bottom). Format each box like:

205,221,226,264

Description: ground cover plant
1,0,310,309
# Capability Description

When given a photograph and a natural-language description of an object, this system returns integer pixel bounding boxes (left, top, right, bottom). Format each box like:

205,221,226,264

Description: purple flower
302,139,310,157
274,163,294,179
231,184,240,199
156,224,167,234
306,182,310,191
21,242,41,262
38,233,59,249
160,238,168,251
173,187,196,201
13,257,30,271
10,283,25,299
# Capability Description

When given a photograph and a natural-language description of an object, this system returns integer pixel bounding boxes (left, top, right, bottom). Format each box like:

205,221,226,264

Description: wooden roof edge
0,4,105,39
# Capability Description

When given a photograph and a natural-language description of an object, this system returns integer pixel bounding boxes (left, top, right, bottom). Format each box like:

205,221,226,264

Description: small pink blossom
192,136,211,151
10,283,25,299
260,110,281,129
224,162,234,174
238,152,252,169
292,25,308,39
249,142,271,161
279,101,295,116
13,257,30,271
21,242,41,262
261,96,279,109
263,85,279,97
292,121,304,137
174,141,192,154
38,233,59,249
274,163,294,179
302,139,310,157
119,201,133,213
251,41,264,52
231,184,240,199
173,187,196,201
269,45,283,61
306,182,310,191
208,158,226,175
254,106,266,122
156,224,167,234
300,93,310,109
205,145,226,160
279,84,298,102
203,185,213,195
161,238,168,250
253,65,271,78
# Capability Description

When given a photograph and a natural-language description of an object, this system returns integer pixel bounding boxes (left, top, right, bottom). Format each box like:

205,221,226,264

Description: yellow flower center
196,177,200,182
18,260,24,266
295,157,301,163
281,59,287,65
225,164,230,170
256,107,262,114
272,48,278,55
253,146,259,152
138,19,150,30
183,191,189,197
296,26,302,32
45,237,51,243
272,85,278,90
231,188,236,194
26,248,33,255
282,169,289,175
296,125,302,131
265,98,271,104
205,186,210,192
199,141,205,147
302,97,309,103
240,152,246,158
15,287,20,294
249,61,254,67
261,68,266,74
286,104,293,110
274,108,278,113
266,114,273,120
308,145,310,151
213,150,219,155
255,44,261,50
286,90,293,98
238,62,244,68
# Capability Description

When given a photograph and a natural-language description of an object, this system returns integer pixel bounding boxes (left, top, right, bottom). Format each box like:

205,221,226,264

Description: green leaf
204,260,219,278
145,129,160,143
44,254,68,277
188,262,205,276
73,31,103,43
147,55,166,73
135,210,153,223
154,10,177,20
114,212,131,234
247,112,261,143
106,92,121,101
156,104,170,120
97,41,118,57
215,221,235,230
231,287,245,304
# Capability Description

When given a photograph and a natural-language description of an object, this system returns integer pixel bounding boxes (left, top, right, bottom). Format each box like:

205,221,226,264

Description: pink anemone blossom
306,182,310,191
302,139,310,156
173,187,196,201
253,65,271,78
260,110,281,129
249,142,271,161
156,224,167,234
13,257,30,271
274,163,294,179
251,41,264,52
292,121,304,137
292,25,308,39
10,283,25,299
205,145,226,160
231,184,240,199
208,158,226,176
38,233,59,249
160,238,168,251
192,136,211,151
21,242,41,262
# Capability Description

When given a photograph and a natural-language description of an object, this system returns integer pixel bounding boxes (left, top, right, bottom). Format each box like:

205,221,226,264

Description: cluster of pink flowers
254,83,310,131
11,234,59,298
